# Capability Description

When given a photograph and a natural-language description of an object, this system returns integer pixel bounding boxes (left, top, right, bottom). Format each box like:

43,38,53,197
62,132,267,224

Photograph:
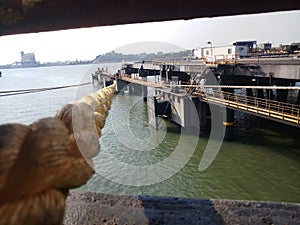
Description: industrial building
21,51,37,67
193,41,253,62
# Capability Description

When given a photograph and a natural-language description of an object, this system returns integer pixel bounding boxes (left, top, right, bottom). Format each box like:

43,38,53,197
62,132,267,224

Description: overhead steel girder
0,0,300,36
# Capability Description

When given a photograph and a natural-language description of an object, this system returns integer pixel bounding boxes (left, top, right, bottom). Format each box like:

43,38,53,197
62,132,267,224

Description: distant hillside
94,50,192,63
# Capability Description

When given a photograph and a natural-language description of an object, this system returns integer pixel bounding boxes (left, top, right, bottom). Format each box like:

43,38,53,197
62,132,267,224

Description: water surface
0,64,299,203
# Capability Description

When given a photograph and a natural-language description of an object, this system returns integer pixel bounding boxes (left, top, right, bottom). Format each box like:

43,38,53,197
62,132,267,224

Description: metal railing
196,89,300,126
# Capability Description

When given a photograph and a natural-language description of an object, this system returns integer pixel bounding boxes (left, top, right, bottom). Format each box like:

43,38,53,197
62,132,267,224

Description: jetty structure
99,47,300,140
1,0,300,224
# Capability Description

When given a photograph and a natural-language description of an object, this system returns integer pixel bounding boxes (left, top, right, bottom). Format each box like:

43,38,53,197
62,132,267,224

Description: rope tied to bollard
0,83,116,225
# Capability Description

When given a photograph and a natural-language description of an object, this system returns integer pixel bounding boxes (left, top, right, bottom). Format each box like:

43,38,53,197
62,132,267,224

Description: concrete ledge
64,191,300,225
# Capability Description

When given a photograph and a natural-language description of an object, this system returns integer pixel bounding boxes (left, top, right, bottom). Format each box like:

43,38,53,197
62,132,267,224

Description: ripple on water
5,66,297,202
81,94,300,203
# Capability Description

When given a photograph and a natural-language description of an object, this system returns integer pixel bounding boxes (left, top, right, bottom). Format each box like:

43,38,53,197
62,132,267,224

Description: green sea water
80,94,300,203
1,64,299,203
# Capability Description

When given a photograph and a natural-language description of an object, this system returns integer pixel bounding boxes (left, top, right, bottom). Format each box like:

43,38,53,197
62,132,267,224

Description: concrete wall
155,89,193,127
64,191,300,225
238,58,300,80
261,64,300,80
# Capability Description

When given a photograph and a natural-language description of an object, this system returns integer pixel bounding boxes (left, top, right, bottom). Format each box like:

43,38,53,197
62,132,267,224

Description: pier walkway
107,74,300,128
121,76,163,89
195,89,300,127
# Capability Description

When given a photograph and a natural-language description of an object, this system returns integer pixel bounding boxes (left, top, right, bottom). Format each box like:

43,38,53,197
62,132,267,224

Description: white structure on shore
193,41,257,62
21,51,36,67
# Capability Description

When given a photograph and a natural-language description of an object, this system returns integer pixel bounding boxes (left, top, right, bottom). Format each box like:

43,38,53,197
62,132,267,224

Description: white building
193,44,249,62
21,51,36,67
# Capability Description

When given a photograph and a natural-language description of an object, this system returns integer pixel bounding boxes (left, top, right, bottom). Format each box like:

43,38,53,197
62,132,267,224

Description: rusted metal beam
1,0,300,36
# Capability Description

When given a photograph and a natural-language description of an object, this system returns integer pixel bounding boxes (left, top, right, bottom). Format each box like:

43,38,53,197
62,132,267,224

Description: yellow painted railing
196,90,300,126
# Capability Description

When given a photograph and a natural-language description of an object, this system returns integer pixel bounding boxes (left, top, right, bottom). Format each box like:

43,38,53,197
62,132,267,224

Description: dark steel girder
0,0,300,36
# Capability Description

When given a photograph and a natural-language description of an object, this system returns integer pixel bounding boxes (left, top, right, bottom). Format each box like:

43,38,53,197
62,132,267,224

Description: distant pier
99,58,300,140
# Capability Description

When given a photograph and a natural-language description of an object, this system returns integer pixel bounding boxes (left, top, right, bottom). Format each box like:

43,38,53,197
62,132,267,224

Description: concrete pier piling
266,88,274,100
223,108,234,141
220,88,235,141
246,88,254,97
196,99,208,131
142,85,148,101
132,83,143,96
297,90,300,105
116,79,128,93
257,89,265,99
276,89,289,102
128,83,134,95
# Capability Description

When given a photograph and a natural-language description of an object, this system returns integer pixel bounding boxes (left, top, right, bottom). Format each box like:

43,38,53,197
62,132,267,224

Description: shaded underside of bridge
1,0,300,36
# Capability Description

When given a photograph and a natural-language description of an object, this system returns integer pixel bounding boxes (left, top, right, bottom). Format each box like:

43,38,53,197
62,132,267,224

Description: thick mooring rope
0,83,116,225
0,82,92,97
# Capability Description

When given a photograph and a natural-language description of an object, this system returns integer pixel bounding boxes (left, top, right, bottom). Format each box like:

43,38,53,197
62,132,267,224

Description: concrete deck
64,191,300,225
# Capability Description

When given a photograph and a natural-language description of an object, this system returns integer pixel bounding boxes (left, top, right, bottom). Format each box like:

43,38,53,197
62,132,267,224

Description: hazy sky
0,10,299,65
